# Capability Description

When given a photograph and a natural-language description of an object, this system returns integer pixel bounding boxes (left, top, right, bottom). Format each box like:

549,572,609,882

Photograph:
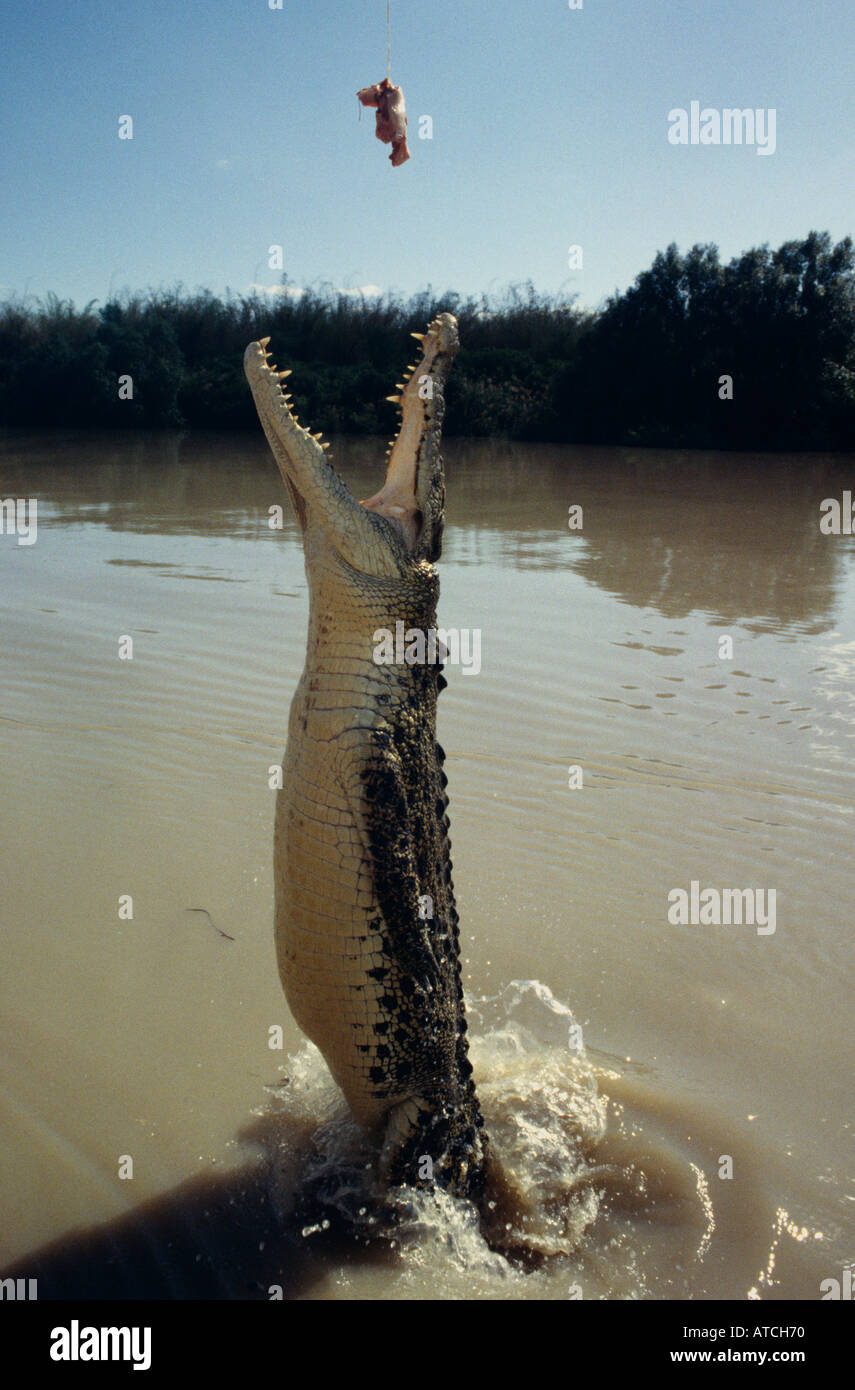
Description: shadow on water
0,1111,401,1301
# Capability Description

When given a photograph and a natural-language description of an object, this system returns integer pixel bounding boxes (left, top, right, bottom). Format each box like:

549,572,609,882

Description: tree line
1,231,852,450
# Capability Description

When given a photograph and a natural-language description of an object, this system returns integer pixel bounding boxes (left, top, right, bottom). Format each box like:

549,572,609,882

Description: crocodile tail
380,1091,488,1202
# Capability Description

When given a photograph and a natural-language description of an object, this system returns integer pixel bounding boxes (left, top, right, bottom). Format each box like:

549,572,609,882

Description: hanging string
358,5,391,121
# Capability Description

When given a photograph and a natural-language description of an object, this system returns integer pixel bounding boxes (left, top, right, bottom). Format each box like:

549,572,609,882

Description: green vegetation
1,232,853,449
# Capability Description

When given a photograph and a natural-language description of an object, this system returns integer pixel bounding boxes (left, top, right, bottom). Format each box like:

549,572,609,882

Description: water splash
262,978,609,1276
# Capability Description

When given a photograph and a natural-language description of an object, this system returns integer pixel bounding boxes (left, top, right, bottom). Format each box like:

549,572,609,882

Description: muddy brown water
1,431,853,1299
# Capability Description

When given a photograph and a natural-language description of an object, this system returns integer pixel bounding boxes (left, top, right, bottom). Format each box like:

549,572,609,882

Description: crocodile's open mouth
243,314,458,558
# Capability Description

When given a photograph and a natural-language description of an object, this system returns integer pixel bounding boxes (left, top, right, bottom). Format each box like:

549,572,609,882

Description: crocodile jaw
360,313,458,560
243,313,458,567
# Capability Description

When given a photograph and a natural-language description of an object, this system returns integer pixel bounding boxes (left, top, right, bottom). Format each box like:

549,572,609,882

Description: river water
1,430,853,1300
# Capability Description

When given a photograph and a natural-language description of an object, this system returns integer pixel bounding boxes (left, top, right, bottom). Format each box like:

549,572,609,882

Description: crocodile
244,313,488,1203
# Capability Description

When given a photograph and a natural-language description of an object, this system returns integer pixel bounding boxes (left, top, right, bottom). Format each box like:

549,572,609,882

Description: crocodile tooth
410,331,425,342
259,336,271,347
385,394,402,405
312,432,324,442
395,382,405,391
321,442,331,452
277,369,292,379
406,364,417,372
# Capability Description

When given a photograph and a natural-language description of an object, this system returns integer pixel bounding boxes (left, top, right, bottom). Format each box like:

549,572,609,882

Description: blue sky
1,0,853,311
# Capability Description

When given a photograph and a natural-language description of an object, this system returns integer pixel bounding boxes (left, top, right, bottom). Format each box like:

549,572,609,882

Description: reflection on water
0,430,853,1300
5,430,853,629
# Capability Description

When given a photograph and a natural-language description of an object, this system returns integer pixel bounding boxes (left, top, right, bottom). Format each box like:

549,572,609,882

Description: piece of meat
357,76,410,167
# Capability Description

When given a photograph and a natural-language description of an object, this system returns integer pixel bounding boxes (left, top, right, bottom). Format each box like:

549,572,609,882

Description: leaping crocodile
244,314,488,1202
